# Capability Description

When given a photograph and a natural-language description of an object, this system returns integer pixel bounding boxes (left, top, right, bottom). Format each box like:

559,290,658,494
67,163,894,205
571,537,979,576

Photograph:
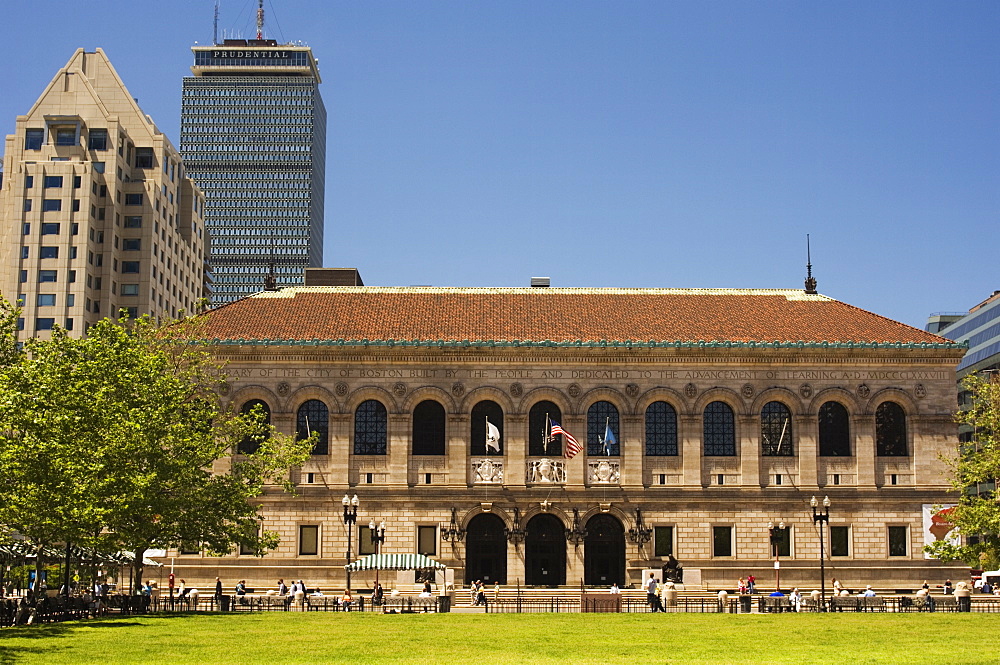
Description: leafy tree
0,303,315,592
925,373,1000,569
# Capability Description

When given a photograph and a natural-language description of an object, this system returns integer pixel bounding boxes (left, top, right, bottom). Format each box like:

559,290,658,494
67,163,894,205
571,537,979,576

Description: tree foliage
925,373,1000,569
0,303,315,590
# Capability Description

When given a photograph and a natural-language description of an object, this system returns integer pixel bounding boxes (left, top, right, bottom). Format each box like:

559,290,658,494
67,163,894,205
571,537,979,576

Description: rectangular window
298,525,319,556
417,526,437,556
124,216,142,228
125,306,138,319
39,270,57,282
44,176,63,188
24,200,32,212
21,247,29,259
67,294,75,307
92,161,105,174
88,129,108,150
125,193,143,205
888,526,908,557
73,176,81,189
55,129,76,146
41,223,60,235
121,261,140,273
40,246,59,259
123,238,141,251
358,526,375,555
772,527,791,558
654,526,674,557
36,294,56,307
68,270,76,283
43,199,61,212
72,223,79,235
65,318,74,331
19,270,28,283
17,318,24,331
72,199,80,212
25,129,43,150
830,526,850,557
134,147,154,169
121,284,139,296
25,175,34,188
36,318,56,331
713,526,733,557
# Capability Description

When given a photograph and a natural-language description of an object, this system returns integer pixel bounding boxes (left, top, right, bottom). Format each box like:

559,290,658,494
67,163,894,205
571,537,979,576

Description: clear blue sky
3,1,997,329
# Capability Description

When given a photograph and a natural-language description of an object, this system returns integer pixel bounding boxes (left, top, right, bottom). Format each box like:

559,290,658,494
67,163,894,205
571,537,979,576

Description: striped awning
344,553,446,572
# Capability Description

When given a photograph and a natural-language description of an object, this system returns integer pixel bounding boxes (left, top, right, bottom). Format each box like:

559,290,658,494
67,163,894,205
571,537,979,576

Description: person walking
645,572,658,611
214,577,223,599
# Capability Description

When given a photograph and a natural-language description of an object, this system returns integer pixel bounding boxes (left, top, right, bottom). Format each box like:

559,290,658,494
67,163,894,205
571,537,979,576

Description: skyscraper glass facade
181,42,325,305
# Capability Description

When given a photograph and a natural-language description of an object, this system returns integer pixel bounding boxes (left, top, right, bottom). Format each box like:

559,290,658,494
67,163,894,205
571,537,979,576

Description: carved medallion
799,383,813,399
857,384,871,399
684,383,697,399
914,384,926,399
276,381,290,397
509,382,524,397
335,381,349,397
219,381,230,396
568,383,581,398
452,382,466,397
625,383,639,398
741,383,755,399
393,382,407,397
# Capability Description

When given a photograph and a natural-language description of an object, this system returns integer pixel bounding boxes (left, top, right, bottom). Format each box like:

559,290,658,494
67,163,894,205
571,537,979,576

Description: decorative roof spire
804,234,817,294
256,0,264,40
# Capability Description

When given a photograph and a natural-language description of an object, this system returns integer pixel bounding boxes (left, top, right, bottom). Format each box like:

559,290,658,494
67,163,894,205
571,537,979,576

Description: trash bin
437,594,451,613
218,595,231,612
740,594,752,613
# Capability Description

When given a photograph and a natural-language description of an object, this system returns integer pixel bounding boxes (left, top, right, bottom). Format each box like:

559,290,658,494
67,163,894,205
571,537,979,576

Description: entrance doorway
464,513,507,584
524,514,566,587
584,513,625,587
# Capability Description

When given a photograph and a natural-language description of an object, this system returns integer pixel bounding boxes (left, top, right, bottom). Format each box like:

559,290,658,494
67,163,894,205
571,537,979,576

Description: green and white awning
344,553,446,572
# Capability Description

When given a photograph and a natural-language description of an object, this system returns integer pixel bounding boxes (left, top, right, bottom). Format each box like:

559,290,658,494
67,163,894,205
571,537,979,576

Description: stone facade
164,286,967,592
0,49,208,336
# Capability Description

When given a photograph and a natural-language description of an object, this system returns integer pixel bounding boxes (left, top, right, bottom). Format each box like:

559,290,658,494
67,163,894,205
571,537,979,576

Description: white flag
485,420,501,452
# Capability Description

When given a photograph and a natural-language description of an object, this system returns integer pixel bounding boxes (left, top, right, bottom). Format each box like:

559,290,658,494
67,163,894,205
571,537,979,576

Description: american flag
551,421,582,459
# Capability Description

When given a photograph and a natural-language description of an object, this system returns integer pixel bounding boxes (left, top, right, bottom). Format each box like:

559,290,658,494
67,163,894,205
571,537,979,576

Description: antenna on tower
804,234,818,294
213,0,220,45
256,0,264,40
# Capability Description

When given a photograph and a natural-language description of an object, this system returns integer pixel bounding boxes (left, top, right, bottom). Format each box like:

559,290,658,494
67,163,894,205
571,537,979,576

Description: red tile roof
197,287,952,346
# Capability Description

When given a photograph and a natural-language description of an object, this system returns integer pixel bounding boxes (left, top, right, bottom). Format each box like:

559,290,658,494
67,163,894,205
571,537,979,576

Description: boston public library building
171,280,968,591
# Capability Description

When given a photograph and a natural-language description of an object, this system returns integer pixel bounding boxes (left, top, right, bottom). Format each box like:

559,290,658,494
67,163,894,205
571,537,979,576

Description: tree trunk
33,541,44,603
132,545,149,594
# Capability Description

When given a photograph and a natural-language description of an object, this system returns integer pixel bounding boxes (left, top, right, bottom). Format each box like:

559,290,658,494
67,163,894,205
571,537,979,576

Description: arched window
819,401,851,456
587,401,620,456
761,401,794,456
239,399,270,454
296,399,329,455
876,401,908,457
703,401,735,456
412,400,445,455
354,400,387,455
645,402,678,456
470,400,503,455
529,401,563,456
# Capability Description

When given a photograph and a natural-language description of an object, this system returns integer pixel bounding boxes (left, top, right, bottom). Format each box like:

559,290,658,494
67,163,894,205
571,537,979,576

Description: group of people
644,573,678,612
468,580,495,606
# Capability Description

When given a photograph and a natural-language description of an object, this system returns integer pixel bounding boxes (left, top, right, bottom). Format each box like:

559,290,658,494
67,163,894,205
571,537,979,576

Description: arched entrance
584,513,625,587
464,513,507,584
524,514,566,587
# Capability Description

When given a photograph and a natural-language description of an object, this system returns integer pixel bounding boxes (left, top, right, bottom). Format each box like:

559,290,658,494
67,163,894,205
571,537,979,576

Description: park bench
761,597,792,613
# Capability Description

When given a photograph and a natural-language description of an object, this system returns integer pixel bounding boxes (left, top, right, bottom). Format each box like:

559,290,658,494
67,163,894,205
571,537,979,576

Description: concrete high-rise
181,39,326,305
0,49,208,338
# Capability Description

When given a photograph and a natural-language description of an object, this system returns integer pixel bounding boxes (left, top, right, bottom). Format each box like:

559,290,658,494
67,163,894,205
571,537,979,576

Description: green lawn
0,612,996,665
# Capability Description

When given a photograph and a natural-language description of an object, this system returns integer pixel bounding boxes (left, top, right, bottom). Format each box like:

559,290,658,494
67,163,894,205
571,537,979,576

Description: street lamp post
342,494,359,592
811,496,831,611
369,519,386,592
767,520,785,592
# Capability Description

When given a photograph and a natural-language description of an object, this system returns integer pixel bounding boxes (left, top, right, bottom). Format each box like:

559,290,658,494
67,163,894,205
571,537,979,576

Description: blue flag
602,421,617,455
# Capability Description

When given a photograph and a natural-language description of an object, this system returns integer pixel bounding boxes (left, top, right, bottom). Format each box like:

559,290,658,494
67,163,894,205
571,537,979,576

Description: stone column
681,415,702,487
387,413,409,487
796,414,818,488
505,414,527,488
329,413,352,488
854,416,876,488
740,415,760,487
448,414,469,487
621,415,644,488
